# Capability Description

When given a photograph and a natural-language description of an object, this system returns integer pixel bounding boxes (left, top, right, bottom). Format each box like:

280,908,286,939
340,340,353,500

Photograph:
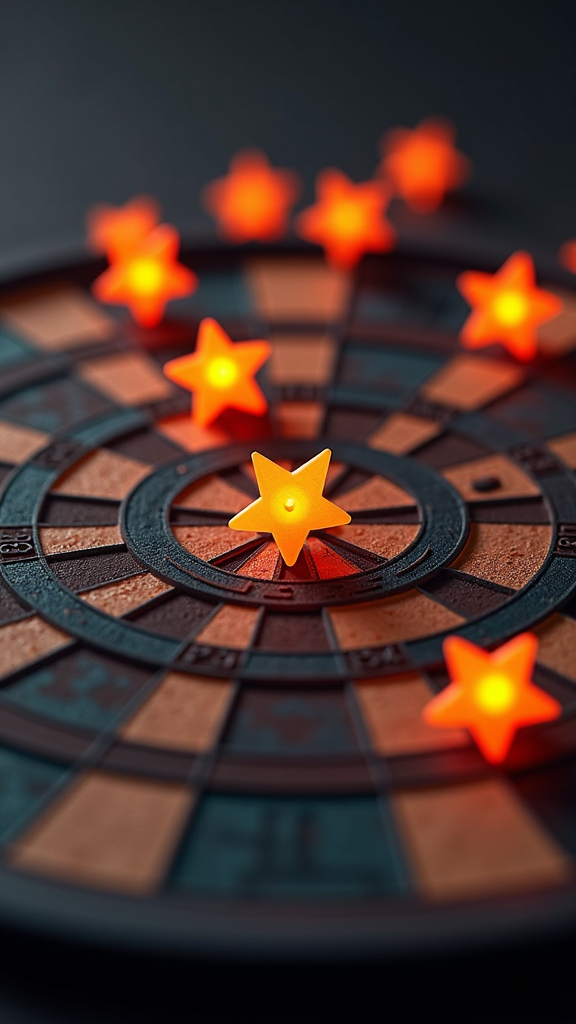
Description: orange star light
559,240,576,274
163,317,271,427
91,224,197,328
229,449,351,566
295,169,395,270
379,117,472,213
86,195,161,262
457,251,563,361
202,149,300,242
423,633,561,764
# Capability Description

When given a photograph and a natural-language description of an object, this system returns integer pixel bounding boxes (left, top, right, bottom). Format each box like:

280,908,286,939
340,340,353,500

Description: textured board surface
0,245,575,959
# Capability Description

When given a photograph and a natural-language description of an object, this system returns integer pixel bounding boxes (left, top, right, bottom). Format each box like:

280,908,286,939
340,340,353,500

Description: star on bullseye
228,449,351,566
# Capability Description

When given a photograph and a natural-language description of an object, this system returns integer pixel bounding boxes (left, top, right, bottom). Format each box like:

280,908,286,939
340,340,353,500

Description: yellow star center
228,449,351,565
205,356,239,389
475,672,515,714
128,258,165,295
492,290,528,326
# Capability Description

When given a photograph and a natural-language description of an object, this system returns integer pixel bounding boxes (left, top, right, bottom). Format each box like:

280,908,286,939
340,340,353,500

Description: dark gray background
0,1,575,1021
1,0,575,277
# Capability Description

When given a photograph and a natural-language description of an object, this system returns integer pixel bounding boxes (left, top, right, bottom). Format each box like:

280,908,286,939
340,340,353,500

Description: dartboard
0,243,575,957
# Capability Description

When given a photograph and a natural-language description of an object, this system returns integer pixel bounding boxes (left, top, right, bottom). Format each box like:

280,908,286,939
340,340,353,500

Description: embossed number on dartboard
0,528,37,563
555,524,576,557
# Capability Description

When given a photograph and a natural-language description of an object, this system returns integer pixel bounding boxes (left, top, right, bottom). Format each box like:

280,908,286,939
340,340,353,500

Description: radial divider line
210,536,268,571
318,532,385,570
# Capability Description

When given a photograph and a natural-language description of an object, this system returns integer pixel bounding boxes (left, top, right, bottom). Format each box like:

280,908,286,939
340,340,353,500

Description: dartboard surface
0,243,575,957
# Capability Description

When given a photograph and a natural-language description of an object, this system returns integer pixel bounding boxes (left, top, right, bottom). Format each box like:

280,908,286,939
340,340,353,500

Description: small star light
229,449,351,566
86,195,161,262
295,169,395,270
379,117,472,213
91,224,197,328
457,251,563,361
163,318,271,427
202,149,301,242
423,633,561,764
559,240,576,274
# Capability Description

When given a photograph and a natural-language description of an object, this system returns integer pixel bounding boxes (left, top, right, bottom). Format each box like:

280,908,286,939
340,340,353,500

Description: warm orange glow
163,318,271,427
86,195,161,261
229,449,351,566
559,239,576,275
457,251,563,361
295,169,395,270
379,118,471,213
202,149,300,242
91,225,197,328
423,633,561,764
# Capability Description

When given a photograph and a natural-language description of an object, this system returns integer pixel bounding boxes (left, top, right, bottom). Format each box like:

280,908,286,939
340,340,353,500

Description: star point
202,149,300,242
163,318,271,427
91,224,197,328
423,633,562,763
229,449,351,566
457,251,563,361
86,195,161,262
295,169,396,270
379,117,471,213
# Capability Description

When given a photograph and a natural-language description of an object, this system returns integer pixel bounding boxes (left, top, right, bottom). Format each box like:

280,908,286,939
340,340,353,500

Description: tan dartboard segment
421,354,523,411
336,474,414,510
0,420,50,463
172,525,258,561
355,674,469,755
0,284,115,350
9,772,192,894
442,453,540,501
175,474,249,514
326,523,419,559
547,431,576,470
533,614,576,683
537,289,576,355
246,257,350,320
368,412,440,455
39,525,123,556
329,591,464,650
77,351,173,406
268,333,336,385
52,449,152,500
276,401,325,438
393,779,572,901
239,541,280,579
0,617,71,680
156,414,229,453
451,523,551,590
195,603,259,649
121,672,233,752
81,574,173,616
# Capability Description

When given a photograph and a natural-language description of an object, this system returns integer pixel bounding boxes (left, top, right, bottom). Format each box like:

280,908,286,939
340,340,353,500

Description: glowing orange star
379,117,472,213
202,149,300,242
163,318,271,427
229,449,351,566
559,240,576,274
423,633,561,764
86,195,161,262
295,169,395,270
91,224,197,328
457,251,563,361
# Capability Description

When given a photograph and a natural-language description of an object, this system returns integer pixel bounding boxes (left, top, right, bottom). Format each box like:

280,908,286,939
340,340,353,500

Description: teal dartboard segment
172,794,405,898
0,327,33,368
0,746,65,842
336,342,444,398
2,648,154,731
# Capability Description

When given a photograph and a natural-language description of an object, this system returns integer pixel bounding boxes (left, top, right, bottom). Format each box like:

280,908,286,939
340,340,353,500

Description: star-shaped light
86,195,161,261
295,169,395,269
163,317,271,427
229,449,351,566
423,633,561,764
559,240,576,275
91,224,197,328
202,149,300,242
457,251,563,361
379,117,471,213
